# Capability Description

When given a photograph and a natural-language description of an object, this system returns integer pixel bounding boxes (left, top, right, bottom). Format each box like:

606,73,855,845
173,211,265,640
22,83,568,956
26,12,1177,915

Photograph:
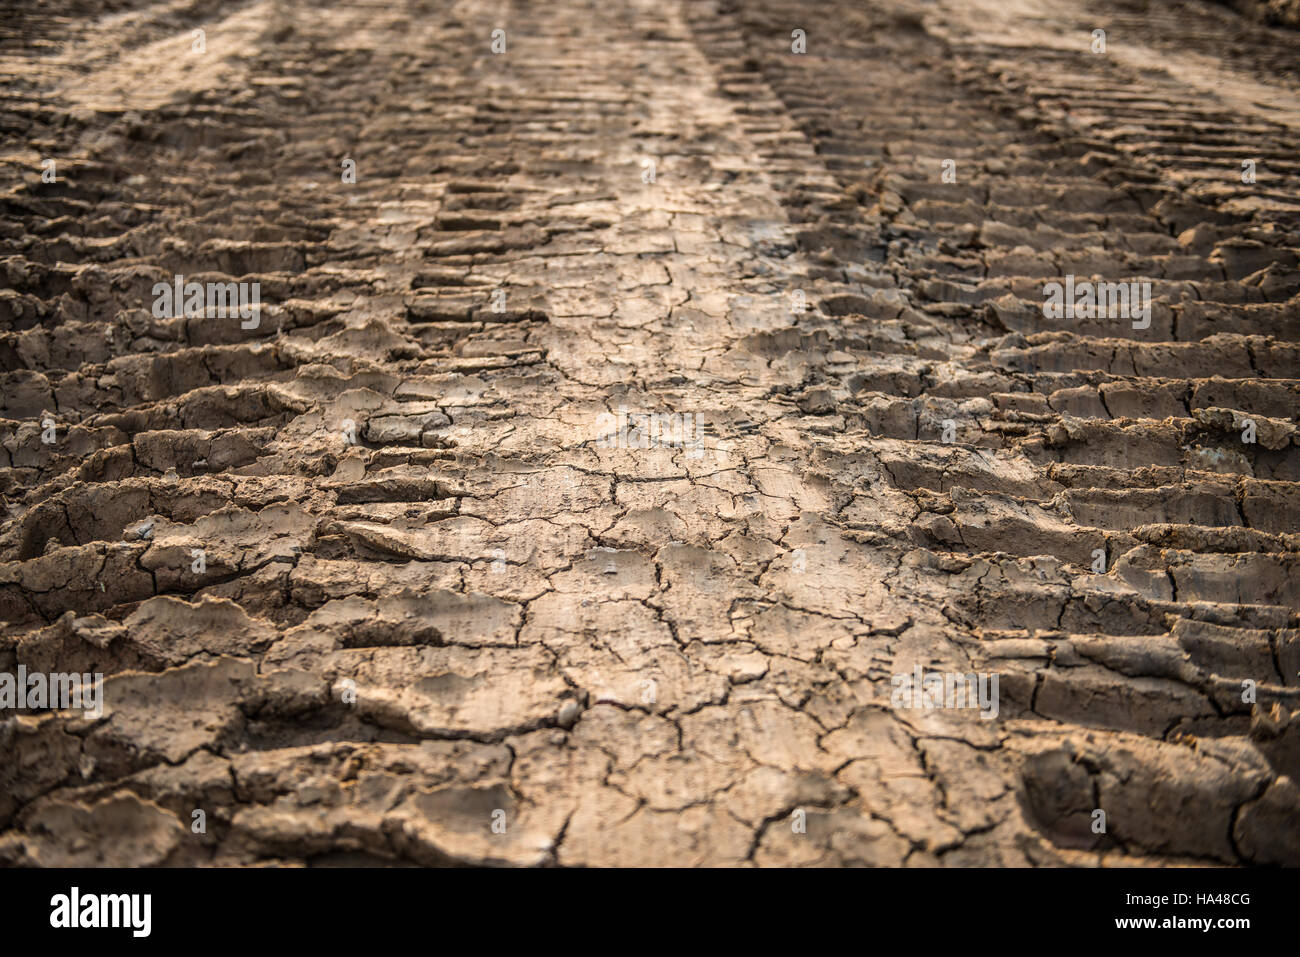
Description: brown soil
1,0,1298,866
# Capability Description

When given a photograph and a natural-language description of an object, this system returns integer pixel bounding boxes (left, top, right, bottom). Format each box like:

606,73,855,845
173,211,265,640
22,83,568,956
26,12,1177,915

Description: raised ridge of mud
0,0,1297,866
1214,0,1300,29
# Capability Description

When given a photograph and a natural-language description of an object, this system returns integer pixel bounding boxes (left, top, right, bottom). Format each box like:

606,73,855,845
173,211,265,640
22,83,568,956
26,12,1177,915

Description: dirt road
1,0,1298,866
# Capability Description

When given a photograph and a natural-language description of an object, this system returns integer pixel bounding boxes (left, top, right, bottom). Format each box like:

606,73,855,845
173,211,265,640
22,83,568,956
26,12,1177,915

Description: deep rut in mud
1,0,1298,866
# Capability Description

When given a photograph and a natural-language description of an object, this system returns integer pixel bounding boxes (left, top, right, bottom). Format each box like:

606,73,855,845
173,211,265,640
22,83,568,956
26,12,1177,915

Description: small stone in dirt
556,699,582,729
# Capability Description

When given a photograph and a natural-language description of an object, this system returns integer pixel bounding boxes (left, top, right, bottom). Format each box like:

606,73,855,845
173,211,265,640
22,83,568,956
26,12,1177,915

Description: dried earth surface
1,0,1298,866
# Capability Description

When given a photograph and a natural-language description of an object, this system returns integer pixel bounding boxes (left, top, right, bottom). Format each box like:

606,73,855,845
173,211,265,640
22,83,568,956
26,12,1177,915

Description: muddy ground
0,0,1298,866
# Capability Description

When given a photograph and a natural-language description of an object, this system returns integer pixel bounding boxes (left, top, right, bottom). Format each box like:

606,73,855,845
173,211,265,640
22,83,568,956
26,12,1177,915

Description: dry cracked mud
1,0,1298,867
